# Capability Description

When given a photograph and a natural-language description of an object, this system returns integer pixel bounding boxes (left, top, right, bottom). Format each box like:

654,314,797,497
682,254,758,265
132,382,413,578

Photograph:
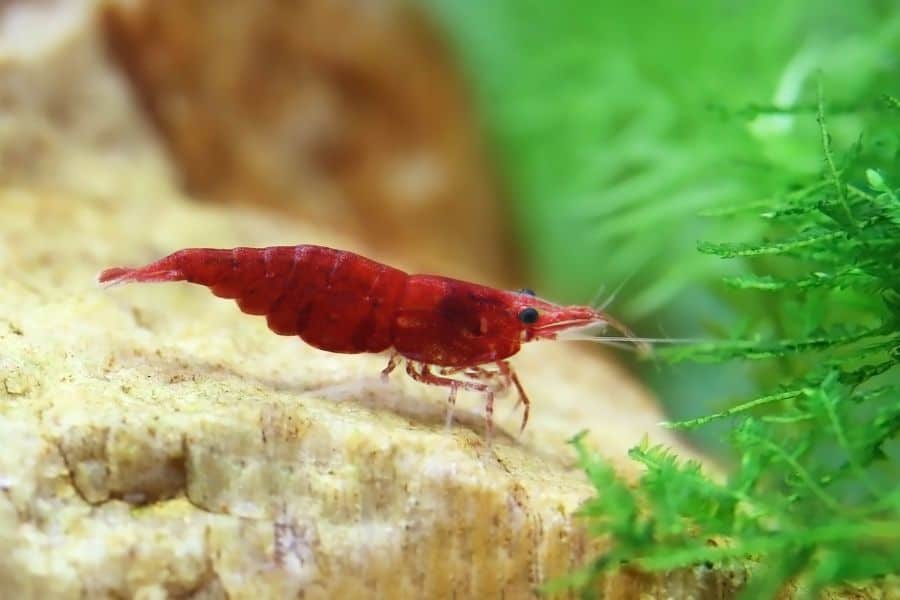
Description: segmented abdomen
173,246,408,354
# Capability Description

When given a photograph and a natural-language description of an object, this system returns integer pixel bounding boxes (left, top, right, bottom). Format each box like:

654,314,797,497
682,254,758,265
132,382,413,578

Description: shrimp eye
517,288,536,297
518,307,539,324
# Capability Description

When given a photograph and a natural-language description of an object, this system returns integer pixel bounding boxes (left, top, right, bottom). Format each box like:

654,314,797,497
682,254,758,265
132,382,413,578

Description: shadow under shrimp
113,349,519,442
289,375,521,444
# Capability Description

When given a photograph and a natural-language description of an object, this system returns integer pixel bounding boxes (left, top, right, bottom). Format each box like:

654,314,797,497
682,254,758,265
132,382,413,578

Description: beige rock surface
0,0,171,200
0,2,735,599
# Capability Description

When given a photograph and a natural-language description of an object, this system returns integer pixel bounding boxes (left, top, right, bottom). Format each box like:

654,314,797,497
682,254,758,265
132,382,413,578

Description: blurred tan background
101,0,516,283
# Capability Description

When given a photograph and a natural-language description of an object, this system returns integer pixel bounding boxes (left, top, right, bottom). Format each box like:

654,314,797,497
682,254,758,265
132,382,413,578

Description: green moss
563,90,900,597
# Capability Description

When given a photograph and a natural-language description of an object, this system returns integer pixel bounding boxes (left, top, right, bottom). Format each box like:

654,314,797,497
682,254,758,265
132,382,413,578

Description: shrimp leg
405,361,495,435
381,352,401,382
438,365,507,393
496,361,530,433
437,361,530,433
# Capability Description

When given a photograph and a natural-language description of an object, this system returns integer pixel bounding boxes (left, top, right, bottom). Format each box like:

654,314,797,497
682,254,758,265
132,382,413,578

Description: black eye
518,307,539,324
517,288,536,297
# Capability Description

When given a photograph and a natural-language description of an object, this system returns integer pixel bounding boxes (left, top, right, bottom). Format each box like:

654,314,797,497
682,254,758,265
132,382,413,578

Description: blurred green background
421,0,900,448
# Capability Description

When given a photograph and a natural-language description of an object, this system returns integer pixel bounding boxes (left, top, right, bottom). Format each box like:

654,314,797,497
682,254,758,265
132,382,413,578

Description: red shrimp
98,245,640,435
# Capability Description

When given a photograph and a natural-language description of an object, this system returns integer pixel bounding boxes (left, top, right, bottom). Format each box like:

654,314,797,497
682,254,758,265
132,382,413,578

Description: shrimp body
100,246,407,355
99,245,626,433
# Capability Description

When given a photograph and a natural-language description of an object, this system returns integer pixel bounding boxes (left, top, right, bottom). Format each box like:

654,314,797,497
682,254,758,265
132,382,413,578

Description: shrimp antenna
562,333,704,357
588,283,608,310
591,268,640,311
600,312,653,357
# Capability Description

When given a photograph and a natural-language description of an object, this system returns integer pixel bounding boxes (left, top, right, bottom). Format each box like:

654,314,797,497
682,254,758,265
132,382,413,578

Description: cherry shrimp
98,245,651,435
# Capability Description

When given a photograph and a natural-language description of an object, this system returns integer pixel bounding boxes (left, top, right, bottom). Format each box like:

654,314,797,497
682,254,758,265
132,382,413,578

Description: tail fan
97,266,184,288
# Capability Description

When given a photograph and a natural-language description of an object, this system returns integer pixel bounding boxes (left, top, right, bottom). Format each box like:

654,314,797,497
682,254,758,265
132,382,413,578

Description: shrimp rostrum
99,245,640,434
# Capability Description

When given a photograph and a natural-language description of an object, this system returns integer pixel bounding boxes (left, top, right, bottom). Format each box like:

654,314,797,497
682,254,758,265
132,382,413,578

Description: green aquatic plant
564,91,900,598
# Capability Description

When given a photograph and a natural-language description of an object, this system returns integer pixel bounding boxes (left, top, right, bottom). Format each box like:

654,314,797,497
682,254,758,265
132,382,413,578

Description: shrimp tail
97,247,294,303
97,252,188,287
